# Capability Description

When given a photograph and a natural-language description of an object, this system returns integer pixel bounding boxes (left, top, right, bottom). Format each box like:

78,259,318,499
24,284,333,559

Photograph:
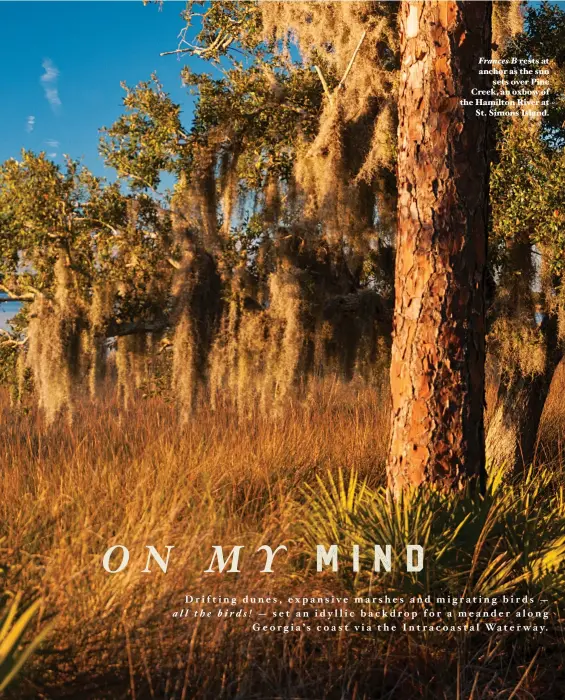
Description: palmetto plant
300,464,565,607
0,593,52,693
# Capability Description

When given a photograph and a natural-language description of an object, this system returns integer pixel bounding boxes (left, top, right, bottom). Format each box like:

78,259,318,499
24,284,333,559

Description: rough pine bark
388,1,492,492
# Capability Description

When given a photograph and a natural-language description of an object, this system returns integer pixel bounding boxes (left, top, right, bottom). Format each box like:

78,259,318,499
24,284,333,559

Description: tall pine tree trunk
388,1,492,493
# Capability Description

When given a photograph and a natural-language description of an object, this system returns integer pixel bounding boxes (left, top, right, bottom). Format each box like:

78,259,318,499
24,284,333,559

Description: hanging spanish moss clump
261,1,398,250
210,304,269,415
555,281,565,345
193,143,220,251
263,173,282,228
306,279,392,389
294,103,351,244
208,248,312,415
114,336,128,407
172,311,198,422
219,142,242,236
490,1,525,112
260,259,309,412
208,293,240,411
490,316,546,382
15,350,27,406
26,256,84,423
169,172,224,420
209,258,260,412
115,334,144,409
493,1,524,57
171,256,223,420
180,132,230,255
170,219,200,421
86,282,114,399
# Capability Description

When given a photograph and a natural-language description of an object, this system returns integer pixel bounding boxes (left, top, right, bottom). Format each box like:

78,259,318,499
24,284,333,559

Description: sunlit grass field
2,375,565,698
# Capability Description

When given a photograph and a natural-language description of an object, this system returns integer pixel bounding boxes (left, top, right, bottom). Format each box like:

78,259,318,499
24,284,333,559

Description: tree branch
74,217,120,237
160,47,193,57
337,31,367,92
105,319,169,338
0,329,28,346
161,29,233,59
167,257,181,270
313,30,366,108
313,65,333,106
0,285,35,302
119,172,164,198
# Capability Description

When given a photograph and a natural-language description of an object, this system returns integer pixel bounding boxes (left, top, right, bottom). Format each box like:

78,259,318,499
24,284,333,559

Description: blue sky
0,1,205,178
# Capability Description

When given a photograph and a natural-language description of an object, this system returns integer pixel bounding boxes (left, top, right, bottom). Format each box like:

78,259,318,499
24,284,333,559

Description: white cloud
48,153,57,159
46,139,59,148
26,115,35,132
40,58,61,111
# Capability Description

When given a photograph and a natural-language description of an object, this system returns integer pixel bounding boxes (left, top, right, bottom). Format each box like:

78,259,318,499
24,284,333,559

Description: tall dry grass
0,380,391,698
1,378,565,698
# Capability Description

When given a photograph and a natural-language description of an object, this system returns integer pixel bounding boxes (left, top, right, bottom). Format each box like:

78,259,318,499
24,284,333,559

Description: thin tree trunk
388,1,492,493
